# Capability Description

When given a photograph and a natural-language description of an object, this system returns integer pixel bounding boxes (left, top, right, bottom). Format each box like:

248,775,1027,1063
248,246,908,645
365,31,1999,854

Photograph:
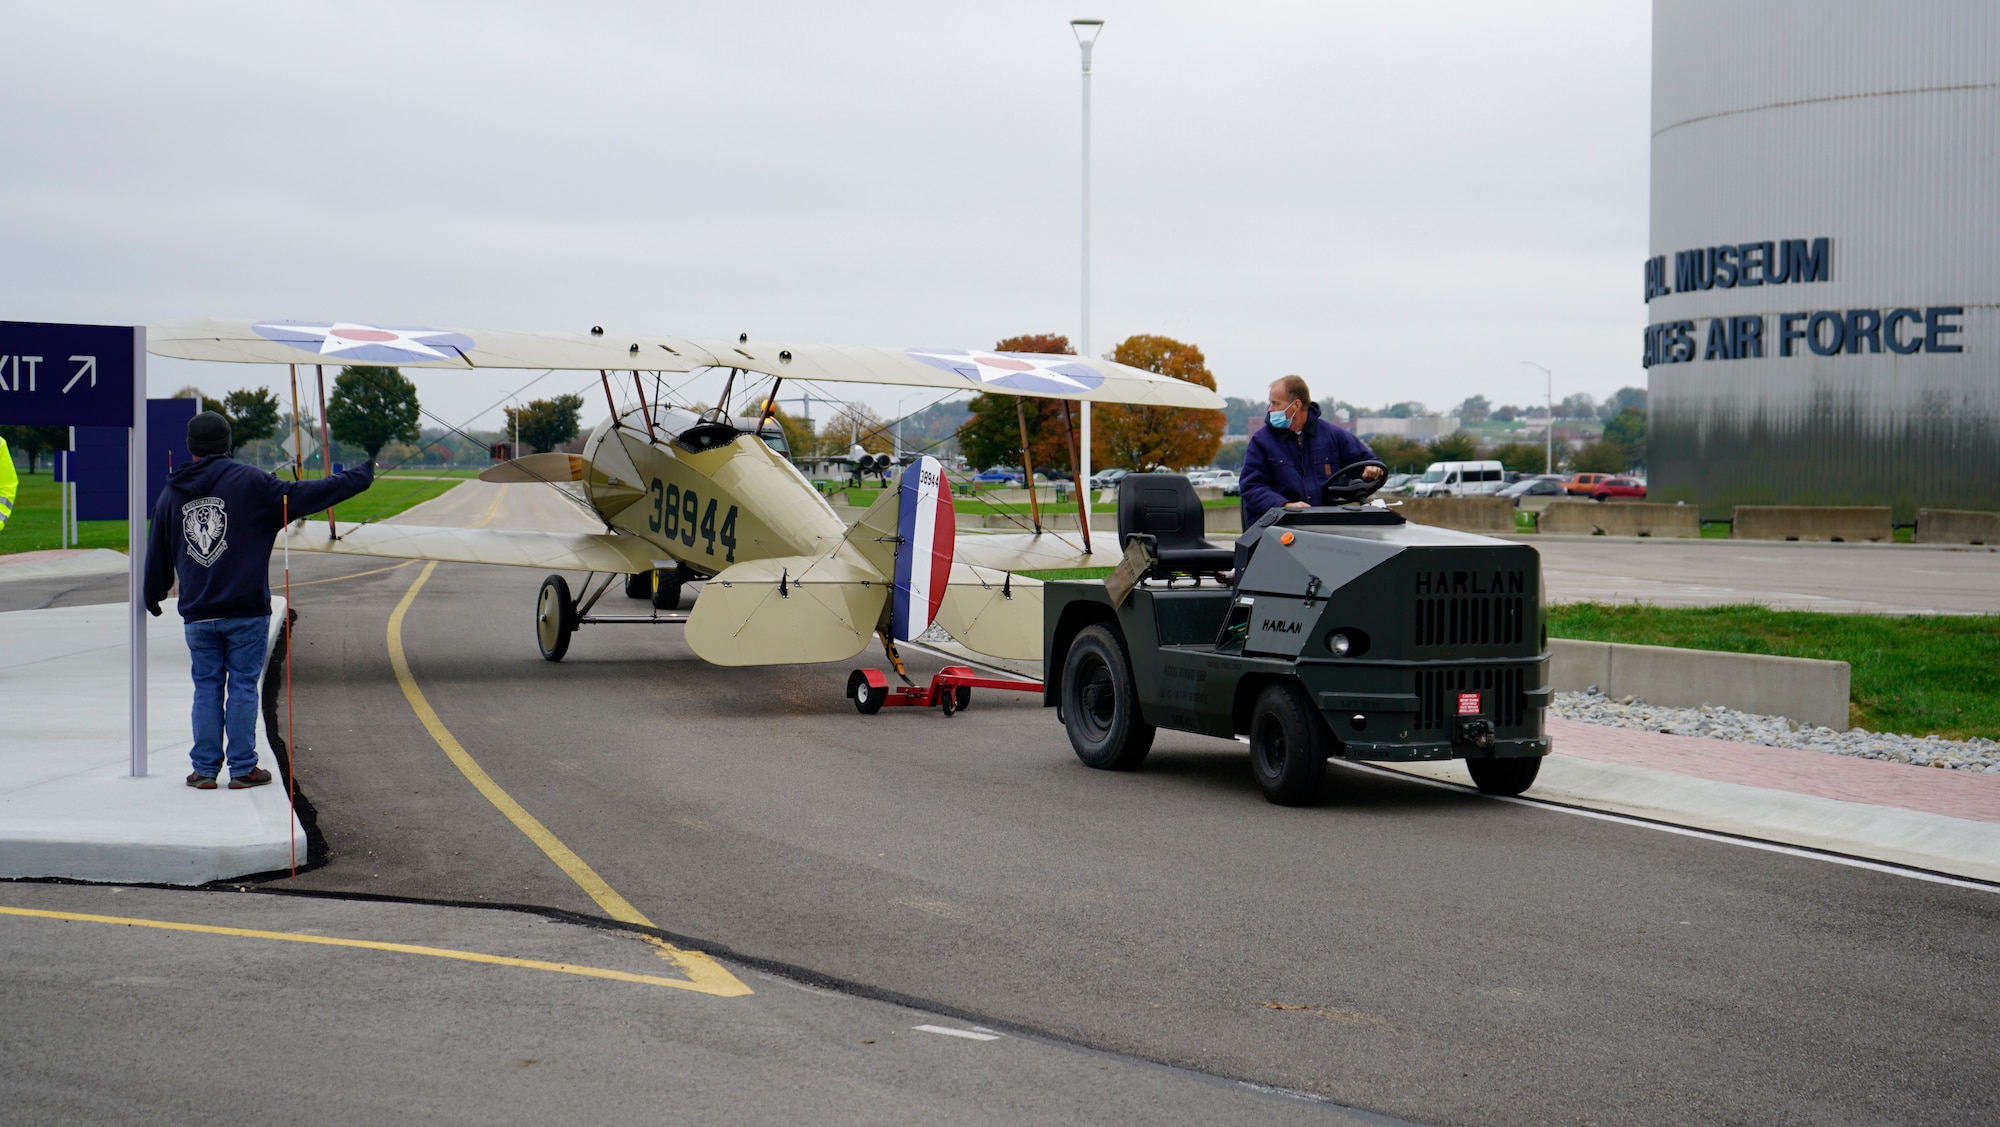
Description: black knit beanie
187,411,231,457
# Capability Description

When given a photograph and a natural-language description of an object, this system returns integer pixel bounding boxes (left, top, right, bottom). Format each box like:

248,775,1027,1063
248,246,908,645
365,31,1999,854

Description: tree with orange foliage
1092,335,1225,470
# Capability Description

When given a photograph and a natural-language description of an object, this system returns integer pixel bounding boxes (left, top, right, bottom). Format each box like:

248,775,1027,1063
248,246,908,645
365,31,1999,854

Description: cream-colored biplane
149,319,1224,674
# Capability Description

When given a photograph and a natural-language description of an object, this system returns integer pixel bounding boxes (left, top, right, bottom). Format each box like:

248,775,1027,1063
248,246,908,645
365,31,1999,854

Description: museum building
1644,0,1997,519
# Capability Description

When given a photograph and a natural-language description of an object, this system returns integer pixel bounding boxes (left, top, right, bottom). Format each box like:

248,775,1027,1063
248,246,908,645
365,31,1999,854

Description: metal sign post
0,321,146,775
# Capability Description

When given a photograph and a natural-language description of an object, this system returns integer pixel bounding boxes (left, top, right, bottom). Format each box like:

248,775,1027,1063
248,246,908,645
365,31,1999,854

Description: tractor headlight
1326,632,1352,657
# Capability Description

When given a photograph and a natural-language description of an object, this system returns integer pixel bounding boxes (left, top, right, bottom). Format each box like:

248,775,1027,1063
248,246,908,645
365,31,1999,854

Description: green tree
1366,435,1433,474
327,366,421,459
1491,404,1522,422
1490,441,1549,475
221,387,280,453
1605,385,1647,416
1426,431,1479,462
770,405,818,459
1557,392,1597,420
1603,407,1646,469
1455,395,1491,424
822,402,893,456
1569,439,1627,474
1380,401,1425,419
0,425,68,473
1095,334,1224,471
503,393,584,454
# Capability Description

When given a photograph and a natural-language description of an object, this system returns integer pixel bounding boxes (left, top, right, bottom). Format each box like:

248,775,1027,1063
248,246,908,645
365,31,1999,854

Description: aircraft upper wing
147,320,1226,409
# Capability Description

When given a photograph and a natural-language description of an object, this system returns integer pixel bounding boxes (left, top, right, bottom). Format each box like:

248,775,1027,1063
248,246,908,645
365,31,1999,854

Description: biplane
149,320,1225,674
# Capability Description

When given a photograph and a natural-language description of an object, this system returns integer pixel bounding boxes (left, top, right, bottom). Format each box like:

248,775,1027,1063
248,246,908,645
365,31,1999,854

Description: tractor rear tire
1248,682,1329,806
624,572,651,599
1062,624,1154,771
651,569,683,611
1467,756,1540,796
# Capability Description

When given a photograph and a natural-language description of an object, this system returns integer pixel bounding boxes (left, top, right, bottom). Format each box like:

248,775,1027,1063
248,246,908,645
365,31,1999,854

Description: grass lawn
377,467,484,479
1,470,461,555
1548,603,2000,740
1021,567,1117,581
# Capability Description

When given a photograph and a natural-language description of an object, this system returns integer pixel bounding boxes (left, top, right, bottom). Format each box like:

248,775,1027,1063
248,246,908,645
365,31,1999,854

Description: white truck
1408,459,1506,498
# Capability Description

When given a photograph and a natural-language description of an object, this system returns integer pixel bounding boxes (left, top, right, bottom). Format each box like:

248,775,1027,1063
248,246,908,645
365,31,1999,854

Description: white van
1409,460,1505,498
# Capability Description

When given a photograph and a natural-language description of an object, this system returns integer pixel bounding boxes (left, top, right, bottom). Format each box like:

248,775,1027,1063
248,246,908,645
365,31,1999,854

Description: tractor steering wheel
1320,459,1389,505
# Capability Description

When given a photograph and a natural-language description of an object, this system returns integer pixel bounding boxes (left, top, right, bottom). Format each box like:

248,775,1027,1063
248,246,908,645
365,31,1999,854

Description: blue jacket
1239,404,1377,527
145,455,374,621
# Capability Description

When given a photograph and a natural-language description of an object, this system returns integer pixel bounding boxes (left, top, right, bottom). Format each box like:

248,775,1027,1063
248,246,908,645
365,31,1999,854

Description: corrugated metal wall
1648,0,1999,520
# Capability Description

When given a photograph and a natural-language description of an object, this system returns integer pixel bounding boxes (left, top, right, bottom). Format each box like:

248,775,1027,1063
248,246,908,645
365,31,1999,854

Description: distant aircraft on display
149,320,1224,673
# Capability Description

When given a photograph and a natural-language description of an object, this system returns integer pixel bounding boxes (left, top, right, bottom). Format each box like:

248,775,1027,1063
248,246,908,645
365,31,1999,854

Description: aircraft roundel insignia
252,320,476,364
891,455,955,643
906,348,1105,396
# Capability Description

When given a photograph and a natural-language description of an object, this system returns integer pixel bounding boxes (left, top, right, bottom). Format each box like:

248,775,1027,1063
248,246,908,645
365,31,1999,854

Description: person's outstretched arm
280,459,376,520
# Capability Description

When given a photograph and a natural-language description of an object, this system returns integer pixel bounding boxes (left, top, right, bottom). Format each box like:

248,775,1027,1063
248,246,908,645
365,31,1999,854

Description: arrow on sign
62,355,96,393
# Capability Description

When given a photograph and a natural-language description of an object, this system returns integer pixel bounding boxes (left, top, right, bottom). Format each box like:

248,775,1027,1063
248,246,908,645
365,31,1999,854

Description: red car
1592,476,1647,501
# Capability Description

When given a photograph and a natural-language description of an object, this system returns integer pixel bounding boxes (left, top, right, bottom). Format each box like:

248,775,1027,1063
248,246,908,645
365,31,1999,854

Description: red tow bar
845,665,1043,717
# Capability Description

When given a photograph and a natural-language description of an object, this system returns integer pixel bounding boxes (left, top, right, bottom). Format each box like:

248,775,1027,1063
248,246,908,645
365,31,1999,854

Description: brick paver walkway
1548,718,2000,825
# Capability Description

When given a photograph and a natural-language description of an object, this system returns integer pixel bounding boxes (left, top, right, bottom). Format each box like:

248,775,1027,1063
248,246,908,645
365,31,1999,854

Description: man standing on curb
144,411,375,790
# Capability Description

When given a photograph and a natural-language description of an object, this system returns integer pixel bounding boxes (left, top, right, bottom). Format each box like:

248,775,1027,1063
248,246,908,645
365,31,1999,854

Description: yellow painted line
387,561,750,997
288,560,417,588
0,905,716,992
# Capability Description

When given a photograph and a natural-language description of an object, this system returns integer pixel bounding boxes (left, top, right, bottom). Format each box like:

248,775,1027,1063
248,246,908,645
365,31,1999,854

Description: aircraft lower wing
683,553,887,667
278,522,659,574
951,531,1108,574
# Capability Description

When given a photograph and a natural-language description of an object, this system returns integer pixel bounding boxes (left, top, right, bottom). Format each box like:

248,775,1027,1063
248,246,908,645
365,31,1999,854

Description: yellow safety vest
0,435,18,531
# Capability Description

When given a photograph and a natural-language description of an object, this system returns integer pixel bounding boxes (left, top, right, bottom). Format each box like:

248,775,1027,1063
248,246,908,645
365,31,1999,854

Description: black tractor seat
1116,474,1236,580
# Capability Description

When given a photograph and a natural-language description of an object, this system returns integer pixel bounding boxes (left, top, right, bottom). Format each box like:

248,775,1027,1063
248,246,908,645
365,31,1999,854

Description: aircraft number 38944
646,479,739,563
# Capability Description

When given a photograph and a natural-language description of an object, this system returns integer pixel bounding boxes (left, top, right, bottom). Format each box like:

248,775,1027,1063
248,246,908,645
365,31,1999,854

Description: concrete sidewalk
1381,718,2000,883
0,597,304,884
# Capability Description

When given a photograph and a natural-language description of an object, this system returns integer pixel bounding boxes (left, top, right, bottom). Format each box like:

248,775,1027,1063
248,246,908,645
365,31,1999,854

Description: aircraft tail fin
845,455,954,642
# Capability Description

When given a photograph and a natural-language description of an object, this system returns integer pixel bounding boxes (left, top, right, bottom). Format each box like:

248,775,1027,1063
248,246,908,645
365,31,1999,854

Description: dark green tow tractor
1043,467,1552,805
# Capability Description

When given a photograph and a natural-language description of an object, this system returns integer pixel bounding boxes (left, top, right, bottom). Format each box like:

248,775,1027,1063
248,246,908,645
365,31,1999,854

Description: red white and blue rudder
890,455,954,642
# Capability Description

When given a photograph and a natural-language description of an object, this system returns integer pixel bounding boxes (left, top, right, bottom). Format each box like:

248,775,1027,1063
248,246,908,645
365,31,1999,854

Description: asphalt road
8,483,1998,1124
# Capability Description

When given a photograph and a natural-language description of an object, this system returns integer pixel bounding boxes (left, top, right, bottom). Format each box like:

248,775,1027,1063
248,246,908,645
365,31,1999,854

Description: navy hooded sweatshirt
145,455,375,621
1238,403,1377,528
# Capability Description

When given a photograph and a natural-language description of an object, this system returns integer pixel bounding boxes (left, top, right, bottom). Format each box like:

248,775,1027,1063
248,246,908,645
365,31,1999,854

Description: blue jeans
184,615,271,779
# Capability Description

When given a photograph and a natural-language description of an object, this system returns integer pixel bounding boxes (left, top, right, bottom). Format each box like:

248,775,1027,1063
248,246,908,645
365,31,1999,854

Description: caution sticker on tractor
1457,692,1483,716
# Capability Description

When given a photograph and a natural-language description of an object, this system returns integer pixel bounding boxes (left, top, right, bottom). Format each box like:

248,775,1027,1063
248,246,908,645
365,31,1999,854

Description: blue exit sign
0,320,141,427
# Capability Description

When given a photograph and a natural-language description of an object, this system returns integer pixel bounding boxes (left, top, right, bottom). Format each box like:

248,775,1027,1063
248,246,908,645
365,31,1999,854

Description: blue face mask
1267,407,1291,429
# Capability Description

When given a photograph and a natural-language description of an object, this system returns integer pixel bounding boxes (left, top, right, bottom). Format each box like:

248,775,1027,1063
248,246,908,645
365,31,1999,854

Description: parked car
1564,472,1615,496
1496,476,1568,506
974,468,1017,484
1089,468,1129,489
1592,476,1647,501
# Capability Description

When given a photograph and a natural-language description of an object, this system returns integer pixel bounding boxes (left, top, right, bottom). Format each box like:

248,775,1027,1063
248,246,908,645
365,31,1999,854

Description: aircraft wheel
623,572,651,599
1061,624,1154,770
1467,756,1540,796
1248,682,1328,806
953,686,972,712
848,669,884,715
536,575,576,662
651,570,683,611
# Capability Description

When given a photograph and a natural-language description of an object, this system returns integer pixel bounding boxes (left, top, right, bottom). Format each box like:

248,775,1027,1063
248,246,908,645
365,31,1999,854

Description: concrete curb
1374,754,2000,883
1549,638,1849,731
0,548,131,583
0,598,304,884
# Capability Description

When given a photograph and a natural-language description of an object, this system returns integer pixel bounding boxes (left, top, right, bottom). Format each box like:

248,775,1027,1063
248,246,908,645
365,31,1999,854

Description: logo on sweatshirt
182,497,228,567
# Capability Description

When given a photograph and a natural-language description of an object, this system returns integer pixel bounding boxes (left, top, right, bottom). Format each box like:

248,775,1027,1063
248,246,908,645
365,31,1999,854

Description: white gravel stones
1551,688,2000,773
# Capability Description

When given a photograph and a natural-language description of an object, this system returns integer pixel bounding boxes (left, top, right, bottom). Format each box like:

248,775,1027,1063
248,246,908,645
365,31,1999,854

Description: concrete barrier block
1548,638,1850,731
1732,506,1891,542
1395,496,1515,533
1915,508,2000,545
1539,501,1700,538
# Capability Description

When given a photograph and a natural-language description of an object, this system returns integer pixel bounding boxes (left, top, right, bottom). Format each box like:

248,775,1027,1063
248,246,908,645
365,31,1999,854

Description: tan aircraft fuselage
577,409,851,578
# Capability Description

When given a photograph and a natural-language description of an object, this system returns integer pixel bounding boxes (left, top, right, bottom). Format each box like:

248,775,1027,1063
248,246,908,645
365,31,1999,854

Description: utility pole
1072,17,1103,548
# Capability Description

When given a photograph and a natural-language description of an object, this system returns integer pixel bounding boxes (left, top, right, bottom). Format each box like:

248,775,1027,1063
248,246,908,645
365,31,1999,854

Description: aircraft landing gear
625,566,684,610
536,575,577,662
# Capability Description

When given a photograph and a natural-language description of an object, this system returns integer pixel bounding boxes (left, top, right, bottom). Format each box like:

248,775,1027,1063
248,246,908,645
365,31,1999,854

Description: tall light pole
1072,18,1102,543
1520,361,1553,473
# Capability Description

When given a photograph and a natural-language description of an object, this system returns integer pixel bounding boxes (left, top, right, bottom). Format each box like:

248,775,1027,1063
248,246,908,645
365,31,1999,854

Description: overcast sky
2,1,1651,433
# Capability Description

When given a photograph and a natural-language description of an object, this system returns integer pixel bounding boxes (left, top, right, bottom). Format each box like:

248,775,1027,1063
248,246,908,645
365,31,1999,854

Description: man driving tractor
1239,375,1382,527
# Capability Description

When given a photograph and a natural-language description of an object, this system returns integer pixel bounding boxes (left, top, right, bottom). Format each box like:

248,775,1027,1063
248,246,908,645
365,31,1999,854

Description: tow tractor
1041,465,1552,805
